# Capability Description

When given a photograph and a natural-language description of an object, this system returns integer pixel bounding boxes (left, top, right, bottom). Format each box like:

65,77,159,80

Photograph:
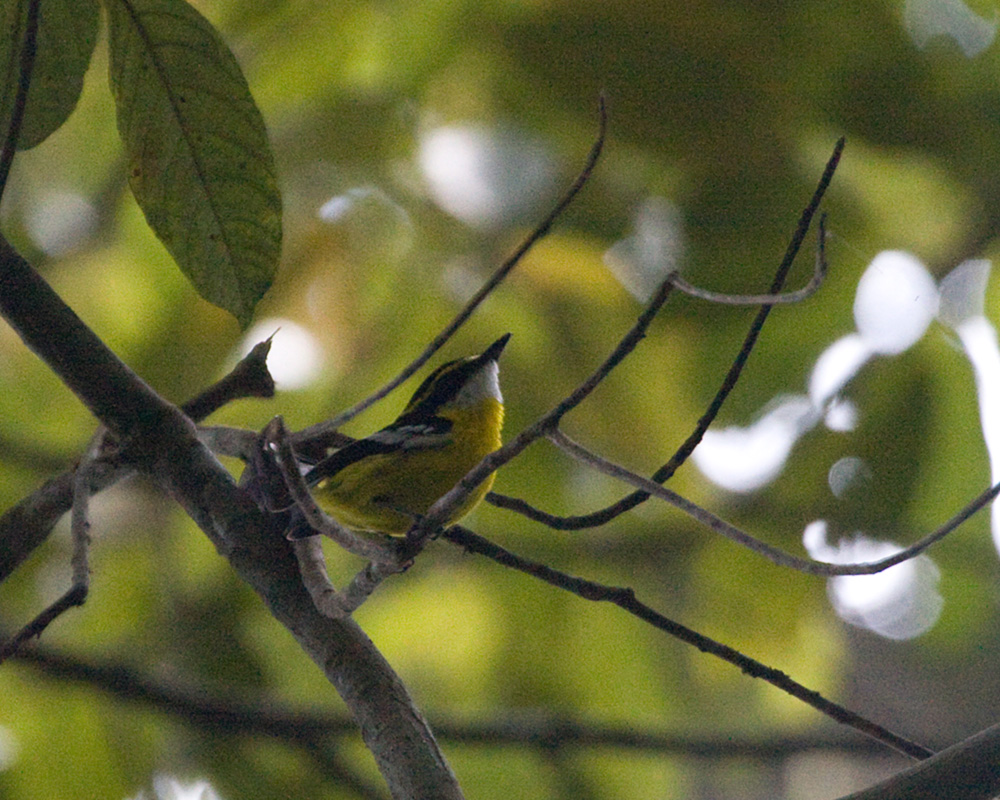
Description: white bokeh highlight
803,521,943,640
808,333,872,407
823,397,858,432
0,725,18,772
938,260,1000,554
691,250,960,640
828,456,871,499
25,190,98,256
418,125,557,231
317,185,414,264
853,251,939,355
144,775,225,800
692,396,818,492
904,0,998,57
695,251,938,493
604,196,685,302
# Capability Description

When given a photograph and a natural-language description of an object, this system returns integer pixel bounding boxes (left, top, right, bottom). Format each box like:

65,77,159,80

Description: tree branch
0,236,464,799
442,525,933,761
14,641,908,758
0,429,102,664
0,0,39,196
402,274,675,554
669,213,827,305
294,96,607,445
486,137,845,529
0,336,275,583
834,722,1000,800
547,428,988,576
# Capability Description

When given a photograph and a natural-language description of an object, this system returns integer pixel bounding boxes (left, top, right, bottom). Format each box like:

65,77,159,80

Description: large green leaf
0,0,99,150
105,0,281,326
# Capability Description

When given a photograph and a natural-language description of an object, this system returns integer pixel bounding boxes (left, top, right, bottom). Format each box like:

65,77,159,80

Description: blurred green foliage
3,0,1000,798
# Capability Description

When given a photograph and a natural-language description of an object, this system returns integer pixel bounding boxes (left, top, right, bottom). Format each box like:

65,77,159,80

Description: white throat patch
454,361,502,407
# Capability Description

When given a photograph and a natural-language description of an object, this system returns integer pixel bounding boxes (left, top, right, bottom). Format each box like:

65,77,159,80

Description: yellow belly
313,399,502,533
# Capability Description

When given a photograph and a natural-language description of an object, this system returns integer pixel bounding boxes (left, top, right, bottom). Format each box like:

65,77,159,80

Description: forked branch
487,138,846,530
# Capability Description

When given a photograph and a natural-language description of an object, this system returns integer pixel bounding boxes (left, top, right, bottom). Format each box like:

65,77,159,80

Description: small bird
303,334,510,534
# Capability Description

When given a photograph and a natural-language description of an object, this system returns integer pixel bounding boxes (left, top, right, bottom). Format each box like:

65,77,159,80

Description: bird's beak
480,332,511,364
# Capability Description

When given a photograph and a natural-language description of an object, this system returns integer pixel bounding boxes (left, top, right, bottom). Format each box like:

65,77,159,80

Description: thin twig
486,138,846,529
262,417,409,615
69,429,99,591
0,0,40,198
0,587,86,664
175,339,279,461
290,536,407,618
291,537,349,618
338,559,407,613
548,429,980,576
0,429,104,664
442,524,933,761
669,214,827,305
293,97,608,445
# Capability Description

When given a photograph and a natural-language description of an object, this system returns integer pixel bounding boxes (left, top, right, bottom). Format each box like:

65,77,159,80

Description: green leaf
0,0,99,149
105,0,282,326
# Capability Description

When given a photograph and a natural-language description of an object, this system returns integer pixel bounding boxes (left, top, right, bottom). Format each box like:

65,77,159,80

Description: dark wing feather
304,414,453,487
304,437,394,487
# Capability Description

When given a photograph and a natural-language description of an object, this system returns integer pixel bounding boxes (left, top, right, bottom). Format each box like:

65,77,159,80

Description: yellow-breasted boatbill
303,334,509,534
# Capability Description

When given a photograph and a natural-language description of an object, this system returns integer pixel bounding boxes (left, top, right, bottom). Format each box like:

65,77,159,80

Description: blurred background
3,0,1000,797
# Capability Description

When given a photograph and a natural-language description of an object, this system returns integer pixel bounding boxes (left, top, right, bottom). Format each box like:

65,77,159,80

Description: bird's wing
304,414,453,486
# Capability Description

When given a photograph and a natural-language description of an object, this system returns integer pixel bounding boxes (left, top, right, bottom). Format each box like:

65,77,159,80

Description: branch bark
835,722,1000,800
0,336,273,583
0,236,463,800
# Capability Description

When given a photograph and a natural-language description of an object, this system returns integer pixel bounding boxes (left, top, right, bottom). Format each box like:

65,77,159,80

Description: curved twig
486,138,846,529
547,429,992,576
669,214,827,305
293,97,609,445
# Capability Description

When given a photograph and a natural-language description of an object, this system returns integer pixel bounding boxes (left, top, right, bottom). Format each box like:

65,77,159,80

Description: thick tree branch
0,237,463,799
0,338,274,583
835,722,1000,800
0,237,180,443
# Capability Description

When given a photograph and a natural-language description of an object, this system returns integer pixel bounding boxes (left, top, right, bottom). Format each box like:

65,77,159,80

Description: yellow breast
314,398,503,533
